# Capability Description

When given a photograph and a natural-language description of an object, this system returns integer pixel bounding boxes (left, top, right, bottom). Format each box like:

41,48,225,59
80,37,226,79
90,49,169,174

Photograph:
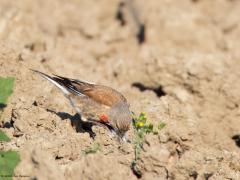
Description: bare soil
0,0,240,179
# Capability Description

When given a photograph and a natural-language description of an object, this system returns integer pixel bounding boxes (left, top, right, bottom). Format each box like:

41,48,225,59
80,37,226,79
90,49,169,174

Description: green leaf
131,112,167,178
138,112,147,123
158,122,166,130
0,151,20,180
0,77,15,106
0,130,10,142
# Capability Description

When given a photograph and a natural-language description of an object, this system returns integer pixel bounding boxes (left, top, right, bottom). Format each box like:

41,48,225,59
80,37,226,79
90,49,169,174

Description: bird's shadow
46,109,96,138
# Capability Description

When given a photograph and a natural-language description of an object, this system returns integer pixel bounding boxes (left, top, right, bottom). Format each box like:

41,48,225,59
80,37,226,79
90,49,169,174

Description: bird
31,70,132,141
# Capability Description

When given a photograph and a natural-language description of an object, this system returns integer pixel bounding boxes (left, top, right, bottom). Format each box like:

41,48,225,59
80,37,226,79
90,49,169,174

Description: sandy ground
0,0,240,179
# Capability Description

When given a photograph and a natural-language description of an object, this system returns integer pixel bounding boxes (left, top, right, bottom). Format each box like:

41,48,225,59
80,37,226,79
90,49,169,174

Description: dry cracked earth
0,0,240,179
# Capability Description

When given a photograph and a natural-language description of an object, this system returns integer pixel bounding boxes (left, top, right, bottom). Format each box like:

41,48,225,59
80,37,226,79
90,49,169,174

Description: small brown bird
32,70,132,140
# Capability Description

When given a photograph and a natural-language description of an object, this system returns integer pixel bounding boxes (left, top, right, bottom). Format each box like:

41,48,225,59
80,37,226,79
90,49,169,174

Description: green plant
0,77,20,180
131,112,166,178
0,77,15,108
0,130,10,142
82,142,100,155
0,77,14,142
0,151,20,180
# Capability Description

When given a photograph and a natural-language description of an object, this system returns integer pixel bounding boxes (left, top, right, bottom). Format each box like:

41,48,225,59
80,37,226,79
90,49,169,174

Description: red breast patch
99,114,109,123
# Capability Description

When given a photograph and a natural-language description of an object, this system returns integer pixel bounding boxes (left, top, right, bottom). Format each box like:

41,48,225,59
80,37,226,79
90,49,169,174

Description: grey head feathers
109,102,132,133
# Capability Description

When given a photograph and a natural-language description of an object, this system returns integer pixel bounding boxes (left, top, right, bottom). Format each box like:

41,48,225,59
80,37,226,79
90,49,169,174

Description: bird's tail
30,69,70,95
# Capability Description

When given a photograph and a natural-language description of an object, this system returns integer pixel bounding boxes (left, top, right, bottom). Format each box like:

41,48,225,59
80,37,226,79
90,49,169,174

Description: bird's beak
117,132,128,143
108,129,128,143
121,135,127,142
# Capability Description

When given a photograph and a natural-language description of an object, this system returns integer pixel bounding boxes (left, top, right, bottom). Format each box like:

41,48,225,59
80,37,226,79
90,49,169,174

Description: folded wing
32,70,128,107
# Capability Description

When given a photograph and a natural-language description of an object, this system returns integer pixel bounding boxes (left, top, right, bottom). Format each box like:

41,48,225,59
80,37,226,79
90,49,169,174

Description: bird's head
108,102,132,141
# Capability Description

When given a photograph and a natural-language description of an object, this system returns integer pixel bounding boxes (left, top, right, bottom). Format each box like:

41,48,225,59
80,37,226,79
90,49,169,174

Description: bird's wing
73,83,128,107
32,70,128,107
31,69,72,95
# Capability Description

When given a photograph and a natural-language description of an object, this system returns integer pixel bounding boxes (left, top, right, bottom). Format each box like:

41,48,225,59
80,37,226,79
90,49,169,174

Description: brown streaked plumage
31,70,132,140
